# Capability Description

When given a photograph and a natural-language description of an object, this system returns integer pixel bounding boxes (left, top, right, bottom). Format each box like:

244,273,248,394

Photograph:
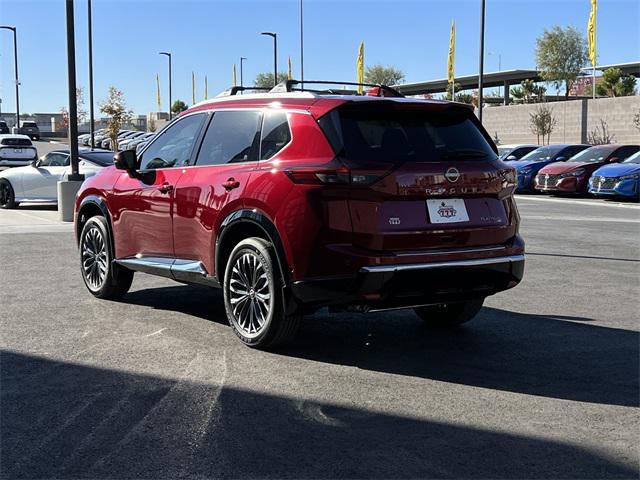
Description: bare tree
529,104,557,145
588,119,615,145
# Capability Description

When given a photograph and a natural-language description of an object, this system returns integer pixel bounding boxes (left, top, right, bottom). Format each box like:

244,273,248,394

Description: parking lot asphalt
1,196,638,479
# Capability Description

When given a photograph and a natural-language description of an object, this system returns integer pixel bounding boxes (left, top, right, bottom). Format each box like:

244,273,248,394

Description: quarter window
196,111,262,166
139,113,206,170
260,111,291,160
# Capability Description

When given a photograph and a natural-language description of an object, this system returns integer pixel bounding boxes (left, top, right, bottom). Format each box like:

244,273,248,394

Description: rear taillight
285,163,389,186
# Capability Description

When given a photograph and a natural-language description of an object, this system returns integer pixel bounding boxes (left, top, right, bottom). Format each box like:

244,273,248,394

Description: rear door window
260,111,291,160
195,110,262,166
318,104,495,166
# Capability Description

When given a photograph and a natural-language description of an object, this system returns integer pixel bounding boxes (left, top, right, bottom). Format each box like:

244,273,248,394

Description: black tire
0,179,18,209
414,298,485,328
79,216,133,299
223,237,301,348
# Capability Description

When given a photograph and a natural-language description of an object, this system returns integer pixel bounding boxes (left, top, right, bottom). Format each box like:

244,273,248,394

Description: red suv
75,81,524,348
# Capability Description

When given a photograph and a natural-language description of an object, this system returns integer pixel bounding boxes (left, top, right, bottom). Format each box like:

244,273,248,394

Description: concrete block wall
482,96,640,145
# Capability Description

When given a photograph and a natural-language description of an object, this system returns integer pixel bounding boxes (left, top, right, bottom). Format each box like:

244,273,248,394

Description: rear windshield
318,104,496,165
1,137,33,147
21,122,37,128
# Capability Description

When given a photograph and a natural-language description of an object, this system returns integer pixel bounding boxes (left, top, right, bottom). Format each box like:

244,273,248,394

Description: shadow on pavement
123,285,638,408
1,350,635,479
15,204,58,211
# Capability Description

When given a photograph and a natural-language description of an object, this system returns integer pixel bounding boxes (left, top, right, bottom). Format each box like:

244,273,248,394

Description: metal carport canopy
394,69,542,95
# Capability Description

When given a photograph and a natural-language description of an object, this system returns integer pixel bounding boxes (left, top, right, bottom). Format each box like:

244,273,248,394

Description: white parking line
515,195,639,209
523,215,640,223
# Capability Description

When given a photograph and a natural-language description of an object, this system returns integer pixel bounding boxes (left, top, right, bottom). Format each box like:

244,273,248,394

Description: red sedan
534,144,640,194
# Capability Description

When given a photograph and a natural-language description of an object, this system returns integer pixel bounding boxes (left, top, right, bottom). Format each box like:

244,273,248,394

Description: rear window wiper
440,149,489,159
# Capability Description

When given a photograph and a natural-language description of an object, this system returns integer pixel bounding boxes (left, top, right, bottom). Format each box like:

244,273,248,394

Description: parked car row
503,143,640,200
0,121,41,139
0,148,114,208
77,129,156,153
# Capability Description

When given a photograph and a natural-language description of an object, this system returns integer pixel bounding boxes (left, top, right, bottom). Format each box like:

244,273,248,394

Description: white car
0,149,114,209
0,134,38,167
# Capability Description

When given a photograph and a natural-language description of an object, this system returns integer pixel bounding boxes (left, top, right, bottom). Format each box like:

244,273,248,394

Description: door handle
158,183,174,194
222,178,240,191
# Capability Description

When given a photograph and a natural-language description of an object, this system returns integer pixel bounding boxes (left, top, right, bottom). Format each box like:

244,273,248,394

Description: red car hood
538,161,602,175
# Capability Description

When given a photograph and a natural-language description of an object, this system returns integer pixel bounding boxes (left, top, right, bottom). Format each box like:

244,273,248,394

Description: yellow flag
587,0,597,66
356,41,364,94
192,72,196,104
156,73,161,111
233,64,237,86
288,56,293,80
447,20,456,86
204,75,208,100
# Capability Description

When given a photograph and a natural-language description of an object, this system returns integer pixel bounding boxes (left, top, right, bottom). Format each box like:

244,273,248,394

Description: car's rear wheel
79,216,133,299
223,237,300,348
0,179,18,209
414,298,484,328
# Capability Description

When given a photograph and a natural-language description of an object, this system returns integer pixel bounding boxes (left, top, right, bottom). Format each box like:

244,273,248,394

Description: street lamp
159,52,172,119
87,0,95,149
260,32,278,87
240,57,247,88
477,0,486,123
0,26,20,131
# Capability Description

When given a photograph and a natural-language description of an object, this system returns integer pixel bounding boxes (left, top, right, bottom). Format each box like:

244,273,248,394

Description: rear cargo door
318,102,516,251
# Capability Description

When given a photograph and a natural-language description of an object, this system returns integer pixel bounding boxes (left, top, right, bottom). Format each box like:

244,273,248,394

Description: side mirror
555,156,566,162
506,155,517,161
608,157,620,163
114,150,137,173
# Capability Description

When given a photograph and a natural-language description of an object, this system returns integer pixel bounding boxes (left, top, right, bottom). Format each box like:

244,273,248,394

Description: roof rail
216,85,272,97
270,79,404,97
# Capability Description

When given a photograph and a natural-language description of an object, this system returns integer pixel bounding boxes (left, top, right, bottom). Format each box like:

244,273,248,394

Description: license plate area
426,198,469,224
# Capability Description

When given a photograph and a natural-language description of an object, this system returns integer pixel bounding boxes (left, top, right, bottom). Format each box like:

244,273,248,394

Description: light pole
0,26,20,131
240,56,247,87
477,0,486,123
87,0,95,149
159,52,172,119
260,32,277,87
300,0,304,87
65,0,82,180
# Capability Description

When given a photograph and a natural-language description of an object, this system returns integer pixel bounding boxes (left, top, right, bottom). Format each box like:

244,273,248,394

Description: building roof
394,69,542,95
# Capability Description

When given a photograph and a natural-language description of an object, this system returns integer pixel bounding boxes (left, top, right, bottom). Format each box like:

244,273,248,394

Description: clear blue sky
1,0,638,115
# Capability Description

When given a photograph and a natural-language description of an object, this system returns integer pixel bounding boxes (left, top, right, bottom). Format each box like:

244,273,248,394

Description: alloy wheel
81,226,108,290
229,252,272,336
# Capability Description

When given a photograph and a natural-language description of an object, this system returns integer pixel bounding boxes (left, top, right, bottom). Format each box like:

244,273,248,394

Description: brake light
285,163,389,186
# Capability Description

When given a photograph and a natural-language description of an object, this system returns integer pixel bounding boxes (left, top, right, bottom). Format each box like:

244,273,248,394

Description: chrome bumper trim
360,254,525,274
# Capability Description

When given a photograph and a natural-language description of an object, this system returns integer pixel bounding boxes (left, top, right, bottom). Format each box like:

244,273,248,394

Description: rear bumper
291,254,525,311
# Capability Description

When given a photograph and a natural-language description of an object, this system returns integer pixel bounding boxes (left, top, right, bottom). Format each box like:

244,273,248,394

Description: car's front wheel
414,298,484,328
0,179,18,209
79,216,133,299
223,237,301,348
